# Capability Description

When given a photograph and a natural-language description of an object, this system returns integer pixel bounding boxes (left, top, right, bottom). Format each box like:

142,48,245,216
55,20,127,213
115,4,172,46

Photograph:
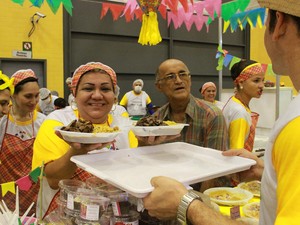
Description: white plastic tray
71,142,256,198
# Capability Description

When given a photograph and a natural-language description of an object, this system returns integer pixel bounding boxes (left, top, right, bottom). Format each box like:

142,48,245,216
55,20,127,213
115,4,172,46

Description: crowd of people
0,0,298,224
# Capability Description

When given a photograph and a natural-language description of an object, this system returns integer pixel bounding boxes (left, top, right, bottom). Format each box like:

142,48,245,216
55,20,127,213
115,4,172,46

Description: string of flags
215,45,275,76
10,0,267,46
0,166,42,197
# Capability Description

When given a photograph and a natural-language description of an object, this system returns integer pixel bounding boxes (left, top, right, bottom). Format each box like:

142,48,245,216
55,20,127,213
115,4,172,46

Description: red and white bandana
72,62,117,96
234,63,264,84
11,69,37,87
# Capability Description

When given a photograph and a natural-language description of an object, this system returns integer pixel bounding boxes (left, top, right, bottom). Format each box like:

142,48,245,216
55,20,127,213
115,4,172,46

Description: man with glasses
138,58,227,152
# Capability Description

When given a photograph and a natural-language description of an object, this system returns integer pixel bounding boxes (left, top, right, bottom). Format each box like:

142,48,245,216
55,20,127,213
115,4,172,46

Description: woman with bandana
0,71,14,118
199,82,225,110
32,62,138,218
0,69,46,215
222,60,265,152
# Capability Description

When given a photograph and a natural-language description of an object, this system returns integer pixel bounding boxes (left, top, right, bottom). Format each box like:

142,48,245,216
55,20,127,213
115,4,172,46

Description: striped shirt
154,95,228,151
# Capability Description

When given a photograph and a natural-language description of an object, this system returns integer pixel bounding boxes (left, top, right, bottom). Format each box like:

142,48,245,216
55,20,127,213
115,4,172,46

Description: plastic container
79,193,110,221
75,217,101,225
109,192,137,217
59,179,86,203
111,210,140,225
86,176,110,195
65,207,80,225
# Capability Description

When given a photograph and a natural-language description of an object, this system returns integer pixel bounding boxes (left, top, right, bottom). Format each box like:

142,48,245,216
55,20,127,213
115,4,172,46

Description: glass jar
112,210,140,225
59,179,86,203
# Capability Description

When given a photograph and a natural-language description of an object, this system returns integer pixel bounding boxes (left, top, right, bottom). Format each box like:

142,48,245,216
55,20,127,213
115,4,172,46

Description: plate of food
237,180,261,197
242,201,260,219
203,187,253,206
131,116,188,136
56,119,120,144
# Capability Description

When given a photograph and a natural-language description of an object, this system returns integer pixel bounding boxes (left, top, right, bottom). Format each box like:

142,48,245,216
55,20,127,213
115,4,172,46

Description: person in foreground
143,0,300,224
222,60,265,152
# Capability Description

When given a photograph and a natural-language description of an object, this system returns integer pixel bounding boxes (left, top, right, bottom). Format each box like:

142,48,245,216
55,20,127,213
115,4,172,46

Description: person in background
111,85,129,117
32,62,138,218
0,71,14,118
199,82,225,110
120,79,154,119
66,76,74,106
54,97,67,110
143,0,300,224
51,90,59,97
37,87,59,115
222,60,265,152
0,69,46,215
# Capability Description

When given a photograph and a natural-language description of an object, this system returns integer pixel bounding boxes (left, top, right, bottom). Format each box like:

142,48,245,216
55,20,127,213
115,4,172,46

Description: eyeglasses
156,72,191,82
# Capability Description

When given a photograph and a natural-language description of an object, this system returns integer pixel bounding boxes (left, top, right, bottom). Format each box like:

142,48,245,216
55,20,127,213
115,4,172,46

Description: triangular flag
16,175,33,191
1,181,15,197
224,54,233,67
11,0,25,5
29,167,42,183
229,56,242,69
62,0,73,16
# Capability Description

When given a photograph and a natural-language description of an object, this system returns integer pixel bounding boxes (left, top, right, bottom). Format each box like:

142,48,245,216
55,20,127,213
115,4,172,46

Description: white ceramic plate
131,123,188,136
242,201,260,219
56,127,121,144
204,187,253,206
71,142,256,198
238,181,261,197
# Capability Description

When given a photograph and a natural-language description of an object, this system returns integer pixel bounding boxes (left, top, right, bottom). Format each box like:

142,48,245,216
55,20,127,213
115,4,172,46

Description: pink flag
16,175,32,191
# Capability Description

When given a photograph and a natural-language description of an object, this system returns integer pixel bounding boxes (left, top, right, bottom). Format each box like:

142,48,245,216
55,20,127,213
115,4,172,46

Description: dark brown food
61,119,94,133
136,116,167,126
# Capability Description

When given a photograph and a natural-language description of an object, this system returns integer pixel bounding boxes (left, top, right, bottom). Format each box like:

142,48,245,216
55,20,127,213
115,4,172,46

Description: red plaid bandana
72,62,117,96
11,69,37,87
234,63,264,84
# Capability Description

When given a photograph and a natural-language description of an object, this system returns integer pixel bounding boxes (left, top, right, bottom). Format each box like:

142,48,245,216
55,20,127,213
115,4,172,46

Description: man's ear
273,11,287,41
155,82,163,92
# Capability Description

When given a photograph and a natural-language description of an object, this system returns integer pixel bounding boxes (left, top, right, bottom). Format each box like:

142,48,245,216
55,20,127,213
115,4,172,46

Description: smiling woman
32,62,137,219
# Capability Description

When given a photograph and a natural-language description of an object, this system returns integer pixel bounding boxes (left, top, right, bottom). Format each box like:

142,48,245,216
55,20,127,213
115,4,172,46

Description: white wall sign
12,50,32,58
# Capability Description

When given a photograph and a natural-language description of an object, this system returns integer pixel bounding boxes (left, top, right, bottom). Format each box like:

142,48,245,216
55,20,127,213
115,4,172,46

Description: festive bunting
0,166,42,197
11,0,73,15
216,47,275,76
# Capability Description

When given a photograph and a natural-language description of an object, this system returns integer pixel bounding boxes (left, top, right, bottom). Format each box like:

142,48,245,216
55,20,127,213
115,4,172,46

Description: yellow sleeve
228,118,249,149
128,130,138,148
119,94,128,107
146,95,151,105
32,119,70,169
273,117,300,225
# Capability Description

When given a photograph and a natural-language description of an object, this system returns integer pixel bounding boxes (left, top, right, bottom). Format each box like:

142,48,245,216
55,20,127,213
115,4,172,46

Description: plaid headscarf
11,69,37,87
234,63,264,84
201,82,216,94
71,62,117,96
0,70,14,95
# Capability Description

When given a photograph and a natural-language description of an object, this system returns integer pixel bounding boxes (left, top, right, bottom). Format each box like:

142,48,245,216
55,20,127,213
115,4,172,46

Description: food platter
71,142,256,198
55,127,121,144
203,187,253,206
242,201,260,219
237,181,261,197
130,123,188,136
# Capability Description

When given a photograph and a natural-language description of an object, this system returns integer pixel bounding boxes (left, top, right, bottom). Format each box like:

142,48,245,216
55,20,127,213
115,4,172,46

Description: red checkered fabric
234,63,264,84
72,62,117,96
11,69,37,87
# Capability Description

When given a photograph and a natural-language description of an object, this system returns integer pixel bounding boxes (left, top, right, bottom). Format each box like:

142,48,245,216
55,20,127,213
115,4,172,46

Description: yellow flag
1,181,15,197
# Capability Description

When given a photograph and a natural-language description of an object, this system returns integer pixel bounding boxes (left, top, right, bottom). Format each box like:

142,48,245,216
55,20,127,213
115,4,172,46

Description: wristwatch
177,190,203,225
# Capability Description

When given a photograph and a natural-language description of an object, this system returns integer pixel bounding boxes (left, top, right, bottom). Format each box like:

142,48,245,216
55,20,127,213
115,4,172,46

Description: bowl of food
242,201,260,219
56,119,120,144
238,180,261,197
203,187,253,206
131,116,188,136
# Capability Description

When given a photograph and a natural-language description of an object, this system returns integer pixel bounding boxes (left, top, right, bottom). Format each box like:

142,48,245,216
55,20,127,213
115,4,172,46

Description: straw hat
258,0,300,17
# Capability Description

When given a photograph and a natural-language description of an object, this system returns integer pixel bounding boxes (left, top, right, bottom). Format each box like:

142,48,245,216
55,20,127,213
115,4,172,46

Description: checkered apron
0,115,39,216
244,112,259,152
